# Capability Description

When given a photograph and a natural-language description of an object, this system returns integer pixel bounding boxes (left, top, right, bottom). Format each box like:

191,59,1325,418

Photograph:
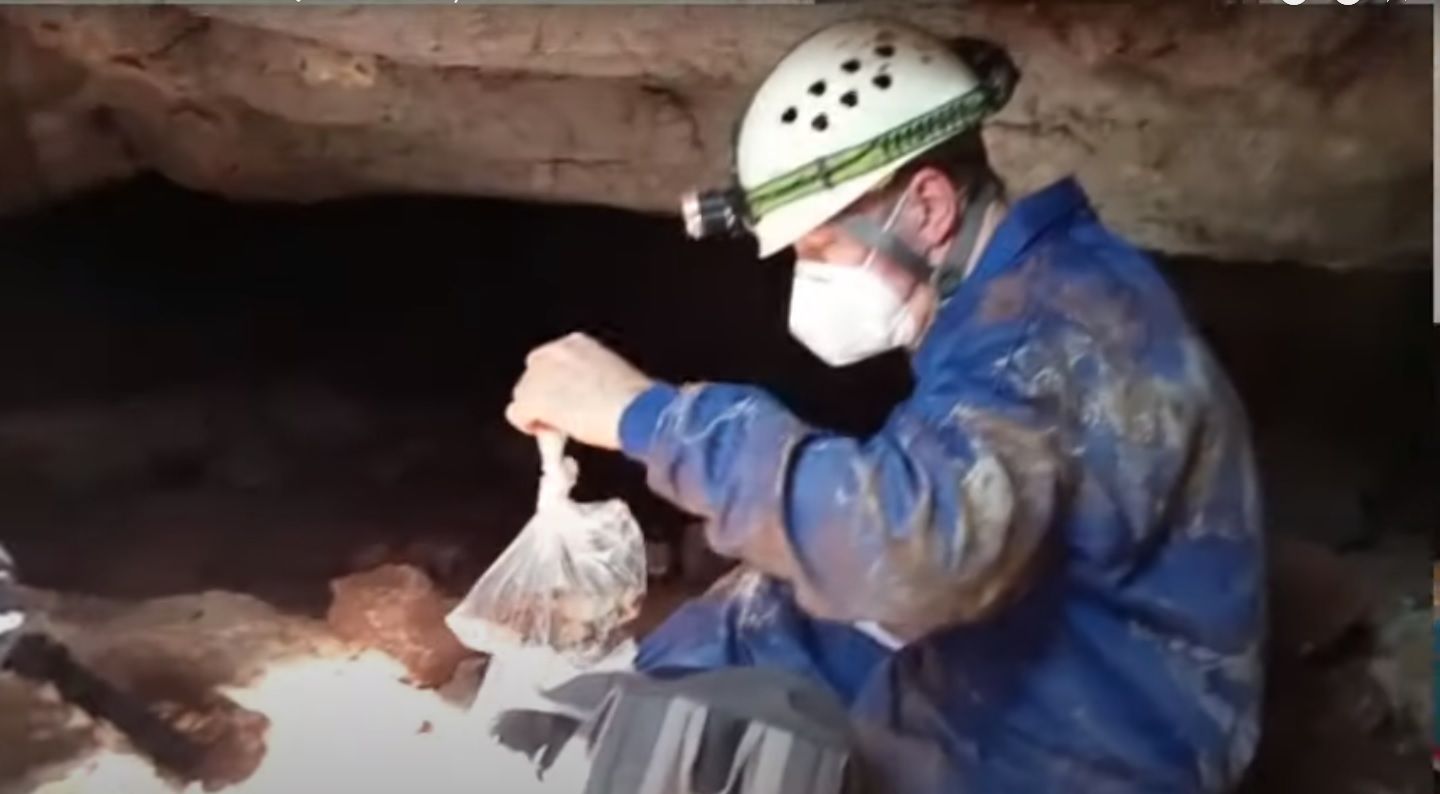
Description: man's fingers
557,332,605,358
526,343,579,373
508,373,540,406
504,401,537,434
512,364,539,395
526,334,569,364
567,333,605,354
525,345,553,367
512,330,609,440
549,331,589,353
528,331,606,368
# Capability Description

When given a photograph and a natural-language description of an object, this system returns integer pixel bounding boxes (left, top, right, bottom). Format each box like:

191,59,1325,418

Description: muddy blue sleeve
619,372,1063,633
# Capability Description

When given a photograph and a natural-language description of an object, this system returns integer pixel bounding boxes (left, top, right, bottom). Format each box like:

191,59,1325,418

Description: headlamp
679,186,749,241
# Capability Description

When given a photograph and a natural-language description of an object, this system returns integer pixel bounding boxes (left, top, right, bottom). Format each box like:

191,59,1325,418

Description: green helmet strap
743,83,1003,223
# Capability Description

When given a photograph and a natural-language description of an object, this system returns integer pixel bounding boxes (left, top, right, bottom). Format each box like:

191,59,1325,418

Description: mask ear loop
858,186,912,270
842,175,1000,298
840,182,933,280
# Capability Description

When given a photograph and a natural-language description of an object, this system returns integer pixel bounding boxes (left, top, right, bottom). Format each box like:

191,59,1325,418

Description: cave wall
0,4,1431,269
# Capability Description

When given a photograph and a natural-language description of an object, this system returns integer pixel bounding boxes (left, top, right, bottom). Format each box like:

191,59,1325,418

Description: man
507,19,1265,793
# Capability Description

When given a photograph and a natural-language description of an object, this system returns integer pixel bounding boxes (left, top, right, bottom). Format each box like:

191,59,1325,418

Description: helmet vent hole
840,90,858,108
811,113,829,131
781,107,798,124
841,59,861,74
873,73,893,90
808,80,827,97
875,44,896,58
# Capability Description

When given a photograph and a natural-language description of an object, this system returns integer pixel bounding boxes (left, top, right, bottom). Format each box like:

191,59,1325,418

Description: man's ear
905,167,962,257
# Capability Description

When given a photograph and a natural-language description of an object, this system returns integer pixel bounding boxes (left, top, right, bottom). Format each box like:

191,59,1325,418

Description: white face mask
786,192,921,367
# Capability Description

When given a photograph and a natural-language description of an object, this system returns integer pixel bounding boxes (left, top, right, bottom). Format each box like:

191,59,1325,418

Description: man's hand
506,333,655,451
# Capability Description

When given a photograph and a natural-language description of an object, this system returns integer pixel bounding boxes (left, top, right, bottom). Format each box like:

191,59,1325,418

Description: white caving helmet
681,18,1018,258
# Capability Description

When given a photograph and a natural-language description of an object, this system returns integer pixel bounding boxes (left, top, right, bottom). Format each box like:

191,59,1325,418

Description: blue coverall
617,178,1265,793
1432,614,1439,763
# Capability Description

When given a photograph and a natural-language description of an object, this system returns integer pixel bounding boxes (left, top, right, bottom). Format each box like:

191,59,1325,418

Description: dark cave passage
0,176,915,610
0,175,1432,613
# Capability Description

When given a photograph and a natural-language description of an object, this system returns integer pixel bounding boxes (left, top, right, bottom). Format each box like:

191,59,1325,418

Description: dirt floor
0,179,1433,792
0,531,1428,794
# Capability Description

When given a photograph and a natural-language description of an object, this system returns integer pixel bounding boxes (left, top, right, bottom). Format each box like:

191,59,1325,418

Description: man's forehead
809,190,891,241
800,216,865,252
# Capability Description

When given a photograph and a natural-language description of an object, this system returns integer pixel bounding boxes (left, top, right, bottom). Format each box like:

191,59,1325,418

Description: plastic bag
445,431,647,669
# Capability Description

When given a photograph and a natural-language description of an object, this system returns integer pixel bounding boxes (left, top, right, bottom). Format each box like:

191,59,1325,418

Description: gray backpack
494,667,871,794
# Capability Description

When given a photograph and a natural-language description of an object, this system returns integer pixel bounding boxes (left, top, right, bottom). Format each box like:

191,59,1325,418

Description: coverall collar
959,177,1092,290
909,177,1093,362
